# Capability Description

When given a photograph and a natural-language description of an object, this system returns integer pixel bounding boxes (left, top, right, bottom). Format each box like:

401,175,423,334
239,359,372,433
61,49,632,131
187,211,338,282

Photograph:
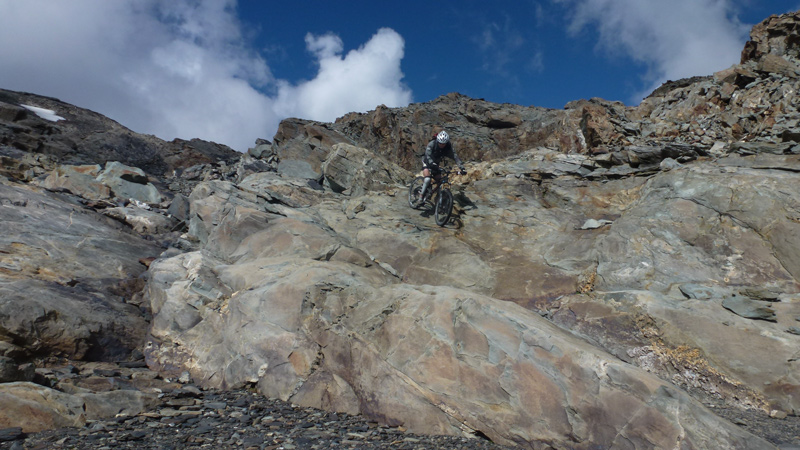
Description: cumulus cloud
555,0,750,102
0,0,411,151
273,28,412,122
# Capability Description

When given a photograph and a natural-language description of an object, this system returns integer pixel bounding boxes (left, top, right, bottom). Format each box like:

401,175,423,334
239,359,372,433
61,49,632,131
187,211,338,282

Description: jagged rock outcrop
332,96,584,169
742,12,800,64
322,143,412,195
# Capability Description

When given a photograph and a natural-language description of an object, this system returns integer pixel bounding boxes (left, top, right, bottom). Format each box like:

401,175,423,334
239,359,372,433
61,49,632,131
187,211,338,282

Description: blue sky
0,1,798,152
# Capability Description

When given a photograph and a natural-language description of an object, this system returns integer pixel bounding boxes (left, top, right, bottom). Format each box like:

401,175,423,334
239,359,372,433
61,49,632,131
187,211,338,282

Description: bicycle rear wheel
434,189,453,226
408,177,425,209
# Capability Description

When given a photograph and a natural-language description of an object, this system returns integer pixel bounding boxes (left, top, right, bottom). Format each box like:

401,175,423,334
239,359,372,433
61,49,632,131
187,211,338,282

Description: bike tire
434,189,453,226
408,177,425,209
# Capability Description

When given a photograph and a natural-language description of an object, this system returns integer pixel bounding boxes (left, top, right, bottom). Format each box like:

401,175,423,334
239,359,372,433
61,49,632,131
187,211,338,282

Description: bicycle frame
428,169,452,201
408,167,456,226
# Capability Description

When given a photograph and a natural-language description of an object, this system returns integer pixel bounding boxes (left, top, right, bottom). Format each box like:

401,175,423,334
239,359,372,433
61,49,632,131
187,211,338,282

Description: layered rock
0,88,241,177
139,12,800,448
0,180,165,362
144,174,776,448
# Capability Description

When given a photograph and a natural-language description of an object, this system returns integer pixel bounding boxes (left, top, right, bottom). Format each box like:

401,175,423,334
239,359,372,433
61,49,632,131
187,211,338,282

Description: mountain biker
416,130,466,205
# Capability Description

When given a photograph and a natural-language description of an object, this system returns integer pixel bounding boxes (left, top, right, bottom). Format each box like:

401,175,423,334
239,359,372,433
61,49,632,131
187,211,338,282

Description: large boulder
0,180,162,361
144,242,773,449
0,381,158,433
321,143,411,195
272,118,353,180
96,161,162,204
0,383,86,432
41,164,112,200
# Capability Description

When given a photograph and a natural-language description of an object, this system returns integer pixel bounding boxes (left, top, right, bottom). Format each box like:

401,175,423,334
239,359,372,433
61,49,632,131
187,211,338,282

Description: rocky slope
2,9,800,450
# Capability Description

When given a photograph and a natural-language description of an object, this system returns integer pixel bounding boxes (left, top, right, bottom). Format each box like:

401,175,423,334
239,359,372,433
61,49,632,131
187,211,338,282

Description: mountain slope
1,9,800,450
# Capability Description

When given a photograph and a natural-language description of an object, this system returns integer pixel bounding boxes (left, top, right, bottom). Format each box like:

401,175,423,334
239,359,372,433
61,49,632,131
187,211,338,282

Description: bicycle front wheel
408,177,424,209
434,189,453,226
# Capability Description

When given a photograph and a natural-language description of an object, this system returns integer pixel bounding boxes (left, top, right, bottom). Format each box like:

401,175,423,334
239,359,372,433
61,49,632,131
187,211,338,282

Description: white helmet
436,131,449,144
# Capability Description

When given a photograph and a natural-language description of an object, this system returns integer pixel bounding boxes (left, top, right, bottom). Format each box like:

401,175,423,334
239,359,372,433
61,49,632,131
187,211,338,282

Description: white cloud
273,28,412,122
555,0,750,103
0,0,411,152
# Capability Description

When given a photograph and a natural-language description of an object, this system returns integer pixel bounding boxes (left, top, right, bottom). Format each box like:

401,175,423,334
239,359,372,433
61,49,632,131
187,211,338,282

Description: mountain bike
408,167,455,227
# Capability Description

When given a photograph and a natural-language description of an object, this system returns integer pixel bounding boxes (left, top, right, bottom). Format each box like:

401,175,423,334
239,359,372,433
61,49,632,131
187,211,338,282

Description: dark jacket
423,139,464,169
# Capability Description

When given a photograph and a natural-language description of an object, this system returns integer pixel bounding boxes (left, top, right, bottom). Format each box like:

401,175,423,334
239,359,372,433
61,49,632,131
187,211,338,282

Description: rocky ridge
1,10,800,450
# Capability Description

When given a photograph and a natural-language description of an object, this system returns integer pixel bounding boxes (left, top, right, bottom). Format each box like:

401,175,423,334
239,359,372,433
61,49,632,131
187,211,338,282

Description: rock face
0,180,163,361
322,143,412,195
0,88,241,178
4,9,800,450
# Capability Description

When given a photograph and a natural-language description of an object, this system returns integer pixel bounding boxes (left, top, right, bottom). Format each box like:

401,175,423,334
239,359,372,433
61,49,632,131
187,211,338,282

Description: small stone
205,401,228,410
770,409,788,419
130,430,147,440
0,427,25,442
579,218,612,230
119,361,148,369
165,397,196,407
679,284,717,300
722,297,777,322
178,371,192,384
176,385,202,397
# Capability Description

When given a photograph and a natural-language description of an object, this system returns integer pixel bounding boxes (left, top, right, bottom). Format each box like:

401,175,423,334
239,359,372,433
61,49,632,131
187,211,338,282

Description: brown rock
42,164,113,200
757,53,800,77
742,11,800,64
0,383,86,433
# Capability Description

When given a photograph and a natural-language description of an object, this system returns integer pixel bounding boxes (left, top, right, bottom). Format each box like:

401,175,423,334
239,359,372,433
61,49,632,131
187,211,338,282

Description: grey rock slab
594,163,800,292
97,161,162,203
679,283,725,300
552,290,800,414
75,390,159,420
41,164,112,200
167,193,191,222
722,297,778,322
321,143,411,196
0,181,162,360
103,206,176,235
277,158,320,180
145,259,775,448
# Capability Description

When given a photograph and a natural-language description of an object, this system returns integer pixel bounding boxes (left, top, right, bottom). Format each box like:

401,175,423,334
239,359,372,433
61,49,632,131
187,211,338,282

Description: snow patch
21,104,65,122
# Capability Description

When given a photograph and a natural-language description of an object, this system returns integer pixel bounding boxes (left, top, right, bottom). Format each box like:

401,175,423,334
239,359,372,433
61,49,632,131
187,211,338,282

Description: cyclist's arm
447,144,465,171
423,140,436,167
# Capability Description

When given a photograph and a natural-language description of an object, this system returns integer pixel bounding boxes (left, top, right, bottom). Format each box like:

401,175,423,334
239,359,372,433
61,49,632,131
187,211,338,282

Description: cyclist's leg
420,160,432,202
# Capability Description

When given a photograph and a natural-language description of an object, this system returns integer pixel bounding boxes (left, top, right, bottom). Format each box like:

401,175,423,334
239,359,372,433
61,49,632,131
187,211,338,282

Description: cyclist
416,130,466,206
